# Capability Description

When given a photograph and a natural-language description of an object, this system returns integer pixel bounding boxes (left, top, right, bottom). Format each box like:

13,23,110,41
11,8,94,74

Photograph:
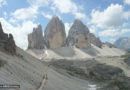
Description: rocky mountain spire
28,24,46,49
44,15,66,48
0,22,16,55
67,19,91,48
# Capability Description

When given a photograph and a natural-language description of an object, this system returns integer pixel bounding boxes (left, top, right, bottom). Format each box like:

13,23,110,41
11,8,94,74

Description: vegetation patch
106,77,130,90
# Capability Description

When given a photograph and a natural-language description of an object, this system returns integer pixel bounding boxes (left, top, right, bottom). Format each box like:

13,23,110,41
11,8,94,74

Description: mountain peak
69,19,89,34
33,24,42,32
44,15,66,48
28,25,46,49
73,19,82,24
67,20,91,48
51,15,60,21
37,24,42,30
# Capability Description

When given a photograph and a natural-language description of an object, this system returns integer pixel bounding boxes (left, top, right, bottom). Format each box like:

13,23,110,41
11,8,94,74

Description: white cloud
11,0,87,21
99,29,130,37
51,0,77,14
124,0,130,5
0,0,7,8
27,0,49,7
65,23,72,36
51,0,86,19
10,6,38,22
91,4,124,28
109,38,116,44
123,11,130,20
74,12,86,19
10,0,52,22
0,18,37,50
89,25,97,33
42,12,52,19
123,22,129,27
3,11,7,18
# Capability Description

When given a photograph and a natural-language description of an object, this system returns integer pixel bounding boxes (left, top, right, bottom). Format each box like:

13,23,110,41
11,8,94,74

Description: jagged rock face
0,22,16,55
44,16,66,48
4,34,16,55
28,25,46,49
67,19,91,48
0,23,8,40
89,33,102,48
114,37,130,50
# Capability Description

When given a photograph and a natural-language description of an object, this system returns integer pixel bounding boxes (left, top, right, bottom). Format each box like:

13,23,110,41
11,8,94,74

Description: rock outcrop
28,24,46,49
114,37,130,50
0,22,16,55
104,42,116,48
44,16,66,48
89,33,102,48
67,19,91,48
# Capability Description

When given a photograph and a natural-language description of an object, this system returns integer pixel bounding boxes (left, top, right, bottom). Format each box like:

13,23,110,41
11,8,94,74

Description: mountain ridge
28,16,103,50
114,37,130,50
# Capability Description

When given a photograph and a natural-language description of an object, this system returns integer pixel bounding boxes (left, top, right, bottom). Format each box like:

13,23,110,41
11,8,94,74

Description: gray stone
67,19,91,48
44,16,66,48
89,33,102,48
28,24,46,49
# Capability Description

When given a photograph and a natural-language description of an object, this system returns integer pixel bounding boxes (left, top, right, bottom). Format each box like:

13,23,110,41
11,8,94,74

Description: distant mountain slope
114,37,130,50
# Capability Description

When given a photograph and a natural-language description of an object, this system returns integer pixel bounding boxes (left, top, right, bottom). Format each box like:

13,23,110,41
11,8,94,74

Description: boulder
28,24,46,49
44,16,66,48
67,19,91,48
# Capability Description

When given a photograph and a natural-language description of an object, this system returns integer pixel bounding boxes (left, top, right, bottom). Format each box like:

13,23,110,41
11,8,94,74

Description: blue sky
0,0,130,50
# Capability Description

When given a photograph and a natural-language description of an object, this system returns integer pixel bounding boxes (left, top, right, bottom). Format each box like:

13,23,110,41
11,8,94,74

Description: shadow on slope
52,47,75,57
80,47,99,56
